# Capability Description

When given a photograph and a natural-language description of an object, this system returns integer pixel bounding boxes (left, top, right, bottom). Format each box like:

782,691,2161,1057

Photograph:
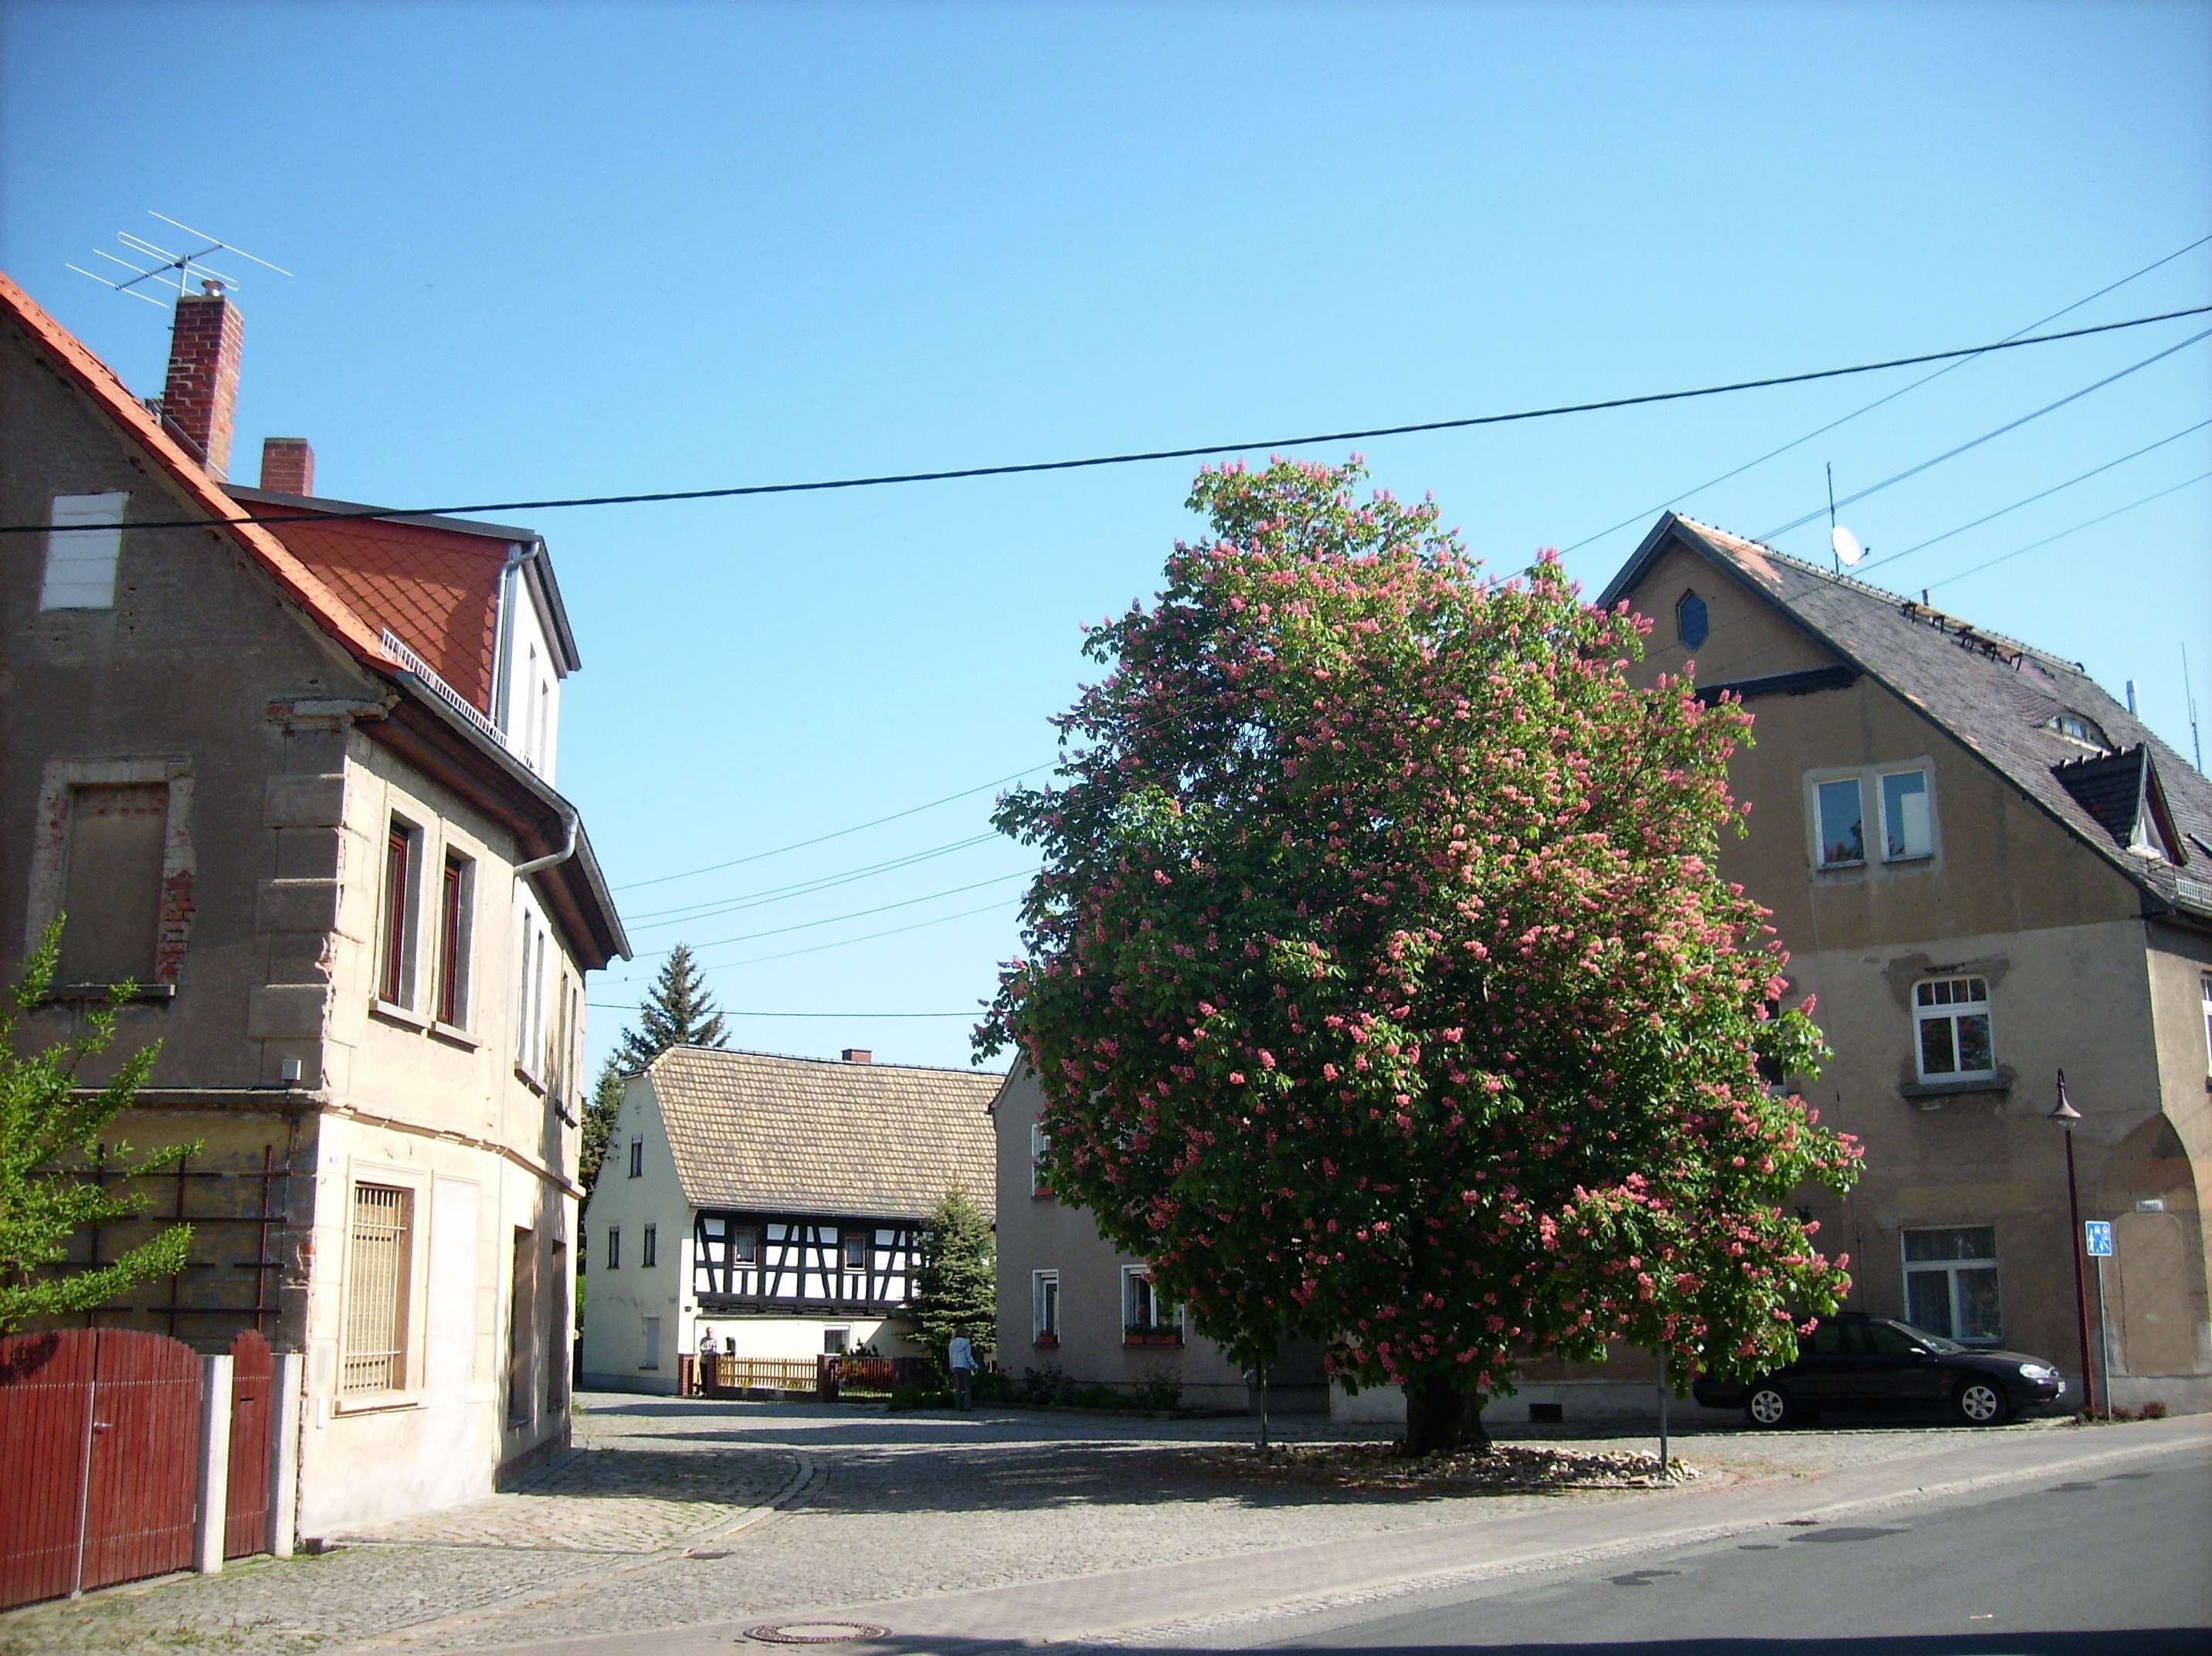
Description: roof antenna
2186,643,2204,774
67,211,293,311
1825,463,1864,573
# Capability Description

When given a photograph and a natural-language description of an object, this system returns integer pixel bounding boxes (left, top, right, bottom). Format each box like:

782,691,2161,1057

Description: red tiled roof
0,271,396,675
256,513,508,713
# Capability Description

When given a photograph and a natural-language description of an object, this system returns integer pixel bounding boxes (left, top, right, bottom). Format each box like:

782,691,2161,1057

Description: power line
1757,327,2212,541
1857,420,2212,575
1559,232,2212,555
17,305,2210,540
623,831,1001,930
629,867,1038,961
1932,470,2212,590
585,1004,975,1018
612,762,1049,891
610,895,1025,979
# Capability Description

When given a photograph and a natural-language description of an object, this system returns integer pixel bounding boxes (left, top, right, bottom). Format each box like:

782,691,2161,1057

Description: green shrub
1127,1373,1182,1412
1071,1383,1121,1410
887,1384,955,1412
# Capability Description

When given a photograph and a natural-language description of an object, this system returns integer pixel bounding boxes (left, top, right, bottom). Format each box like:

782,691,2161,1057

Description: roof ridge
660,1043,1004,1079
1674,515,2084,670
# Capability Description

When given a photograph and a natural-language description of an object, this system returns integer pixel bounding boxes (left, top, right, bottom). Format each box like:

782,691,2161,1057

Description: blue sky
5,2,2207,1076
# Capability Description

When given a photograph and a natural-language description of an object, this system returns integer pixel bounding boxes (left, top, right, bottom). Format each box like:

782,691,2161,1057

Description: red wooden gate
224,1329,273,1558
0,1328,204,1610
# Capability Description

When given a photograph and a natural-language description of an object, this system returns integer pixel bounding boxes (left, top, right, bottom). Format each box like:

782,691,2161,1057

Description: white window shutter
40,493,129,610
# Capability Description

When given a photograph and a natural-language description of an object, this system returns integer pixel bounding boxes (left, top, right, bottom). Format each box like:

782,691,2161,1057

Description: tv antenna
1826,462,1865,571
67,212,292,310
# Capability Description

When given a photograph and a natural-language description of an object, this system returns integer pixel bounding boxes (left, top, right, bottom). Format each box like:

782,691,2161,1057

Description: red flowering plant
976,457,1860,1454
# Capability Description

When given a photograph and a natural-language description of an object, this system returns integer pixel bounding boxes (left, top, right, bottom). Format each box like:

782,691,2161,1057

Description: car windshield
1888,1319,1964,1354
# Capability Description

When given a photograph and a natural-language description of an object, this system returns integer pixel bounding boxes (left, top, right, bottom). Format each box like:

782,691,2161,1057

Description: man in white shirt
947,1333,976,1410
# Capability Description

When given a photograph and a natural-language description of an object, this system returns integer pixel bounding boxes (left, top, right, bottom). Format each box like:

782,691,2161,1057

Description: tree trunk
1403,1378,1490,1457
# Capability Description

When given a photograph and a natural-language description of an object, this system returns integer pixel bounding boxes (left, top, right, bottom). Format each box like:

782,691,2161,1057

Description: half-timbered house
579,1045,999,1390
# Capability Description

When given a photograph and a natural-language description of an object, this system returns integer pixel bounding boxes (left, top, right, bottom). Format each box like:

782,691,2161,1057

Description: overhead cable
623,831,1001,930
1559,232,2212,554
612,762,1050,891
1757,327,2212,541
1932,470,2212,590
13,305,2210,539
1857,419,2212,575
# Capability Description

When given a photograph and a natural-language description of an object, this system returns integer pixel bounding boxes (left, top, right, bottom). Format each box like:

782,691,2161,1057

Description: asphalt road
1250,1439,2212,1656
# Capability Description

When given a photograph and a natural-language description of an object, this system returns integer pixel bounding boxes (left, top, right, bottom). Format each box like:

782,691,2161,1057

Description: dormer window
2046,712,2111,751
1676,589,1709,650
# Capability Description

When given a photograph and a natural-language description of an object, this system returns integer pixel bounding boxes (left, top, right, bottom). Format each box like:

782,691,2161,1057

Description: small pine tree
0,920,195,1333
616,943,728,1071
906,1183,996,1364
579,1057,626,1210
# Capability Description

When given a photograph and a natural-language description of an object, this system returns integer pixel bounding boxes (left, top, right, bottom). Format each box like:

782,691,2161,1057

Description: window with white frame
380,818,422,1006
823,1326,850,1356
1814,778,1865,868
1914,975,1995,1081
1032,1270,1060,1343
606,1227,621,1270
1121,1264,1182,1342
641,1224,658,1268
1902,1226,2002,1344
1880,769,1932,861
628,1137,643,1178
1030,1122,1052,1196
39,492,128,610
342,1183,413,1395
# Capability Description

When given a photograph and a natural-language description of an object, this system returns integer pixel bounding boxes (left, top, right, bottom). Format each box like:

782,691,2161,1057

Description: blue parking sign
2084,1221,2115,1257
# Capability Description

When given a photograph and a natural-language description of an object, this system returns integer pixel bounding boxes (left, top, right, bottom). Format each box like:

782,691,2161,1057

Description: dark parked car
1691,1312,2067,1427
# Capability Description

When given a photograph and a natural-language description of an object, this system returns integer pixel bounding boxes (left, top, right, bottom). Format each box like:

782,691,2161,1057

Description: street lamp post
2048,1071,2098,1418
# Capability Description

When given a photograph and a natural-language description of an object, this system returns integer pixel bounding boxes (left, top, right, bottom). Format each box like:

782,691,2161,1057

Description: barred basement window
343,1183,413,1395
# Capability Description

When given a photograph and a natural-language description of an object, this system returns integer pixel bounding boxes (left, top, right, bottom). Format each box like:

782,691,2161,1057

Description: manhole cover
745,1623,890,1645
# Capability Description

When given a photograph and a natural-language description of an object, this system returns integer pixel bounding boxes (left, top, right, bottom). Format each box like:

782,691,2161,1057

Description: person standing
947,1332,976,1410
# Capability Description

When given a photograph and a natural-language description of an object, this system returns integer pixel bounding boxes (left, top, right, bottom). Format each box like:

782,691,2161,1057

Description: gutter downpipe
515,807,578,880
490,541,531,735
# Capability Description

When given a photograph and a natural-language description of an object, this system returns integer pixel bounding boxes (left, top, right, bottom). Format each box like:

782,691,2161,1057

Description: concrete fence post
268,1352,304,1559
195,1355,234,1576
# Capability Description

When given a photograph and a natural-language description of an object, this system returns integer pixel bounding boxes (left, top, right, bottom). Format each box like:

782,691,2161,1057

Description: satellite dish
1831,525,1864,567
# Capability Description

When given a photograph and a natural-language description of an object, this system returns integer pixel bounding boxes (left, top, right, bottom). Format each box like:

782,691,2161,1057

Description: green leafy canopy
978,457,1860,1435
0,918,194,1333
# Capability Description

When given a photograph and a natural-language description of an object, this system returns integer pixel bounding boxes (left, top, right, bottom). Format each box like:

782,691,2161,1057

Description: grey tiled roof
647,1047,1002,1220
1602,515,2212,921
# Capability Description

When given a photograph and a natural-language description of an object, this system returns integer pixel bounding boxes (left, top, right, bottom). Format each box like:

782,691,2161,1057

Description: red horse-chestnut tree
977,457,1860,1454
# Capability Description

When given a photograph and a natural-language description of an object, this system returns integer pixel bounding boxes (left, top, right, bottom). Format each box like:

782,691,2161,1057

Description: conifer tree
579,1057,626,1208
906,1184,997,1364
0,920,195,1333
616,943,728,1071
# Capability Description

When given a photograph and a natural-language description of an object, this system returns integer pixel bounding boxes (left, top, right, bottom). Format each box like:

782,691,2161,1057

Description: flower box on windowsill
1033,1333,1060,1349
1123,1328,1183,1348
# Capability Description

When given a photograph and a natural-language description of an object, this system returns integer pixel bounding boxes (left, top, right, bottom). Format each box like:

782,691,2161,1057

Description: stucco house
990,510,2210,1426
579,1045,999,1390
991,1066,1330,1412
1583,512,2211,1416
0,273,628,1533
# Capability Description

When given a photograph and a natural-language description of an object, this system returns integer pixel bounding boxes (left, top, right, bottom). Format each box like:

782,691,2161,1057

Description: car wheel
1746,1385,1793,1428
1955,1379,2010,1426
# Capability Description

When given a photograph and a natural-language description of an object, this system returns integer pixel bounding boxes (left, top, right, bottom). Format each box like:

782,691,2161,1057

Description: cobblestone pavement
0,1393,2078,1656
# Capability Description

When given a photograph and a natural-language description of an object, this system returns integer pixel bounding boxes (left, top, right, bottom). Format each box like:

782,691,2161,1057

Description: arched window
1676,589,1709,649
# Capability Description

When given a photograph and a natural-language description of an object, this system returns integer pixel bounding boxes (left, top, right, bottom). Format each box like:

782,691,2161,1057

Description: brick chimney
260,437,315,497
161,282,245,479
841,1048,872,1064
